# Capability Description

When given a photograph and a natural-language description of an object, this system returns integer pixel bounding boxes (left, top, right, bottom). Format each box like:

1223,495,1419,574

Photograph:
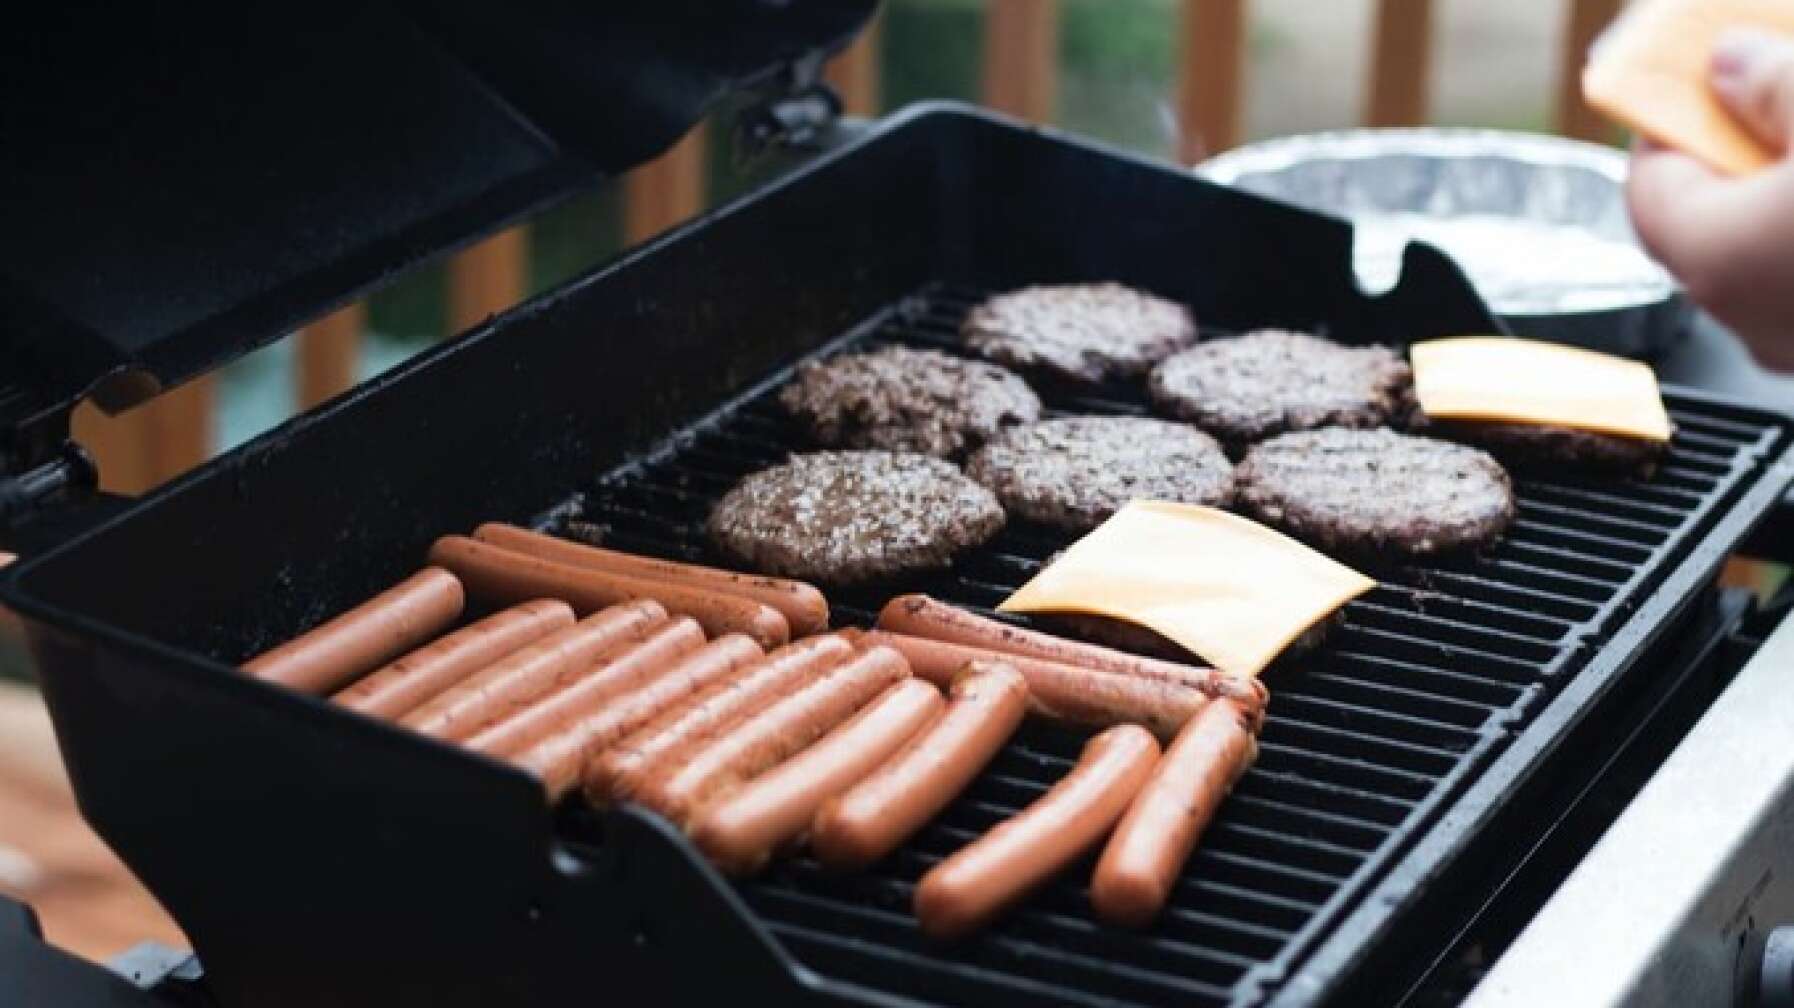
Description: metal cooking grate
569,284,1780,1006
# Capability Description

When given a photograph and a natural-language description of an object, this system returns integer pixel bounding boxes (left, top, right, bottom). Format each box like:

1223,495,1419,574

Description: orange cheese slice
998,501,1374,678
1583,0,1794,176
1411,337,1673,443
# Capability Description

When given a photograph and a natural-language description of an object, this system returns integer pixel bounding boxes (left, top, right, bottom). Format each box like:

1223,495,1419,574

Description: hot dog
585,635,853,807
913,723,1160,941
691,678,943,877
400,601,666,741
876,594,1266,724
332,600,575,719
243,567,464,694
508,633,763,798
469,617,712,759
846,630,1206,740
632,644,909,827
473,523,830,637
428,535,789,649
812,661,1029,872
586,634,856,807
1091,698,1257,928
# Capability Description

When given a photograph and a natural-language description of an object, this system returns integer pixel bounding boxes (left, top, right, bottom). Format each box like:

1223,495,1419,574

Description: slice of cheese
998,501,1374,678
1411,337,1673,443
1583,0,1794,176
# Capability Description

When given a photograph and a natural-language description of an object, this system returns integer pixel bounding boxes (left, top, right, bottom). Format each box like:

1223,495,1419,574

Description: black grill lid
0,1,875,464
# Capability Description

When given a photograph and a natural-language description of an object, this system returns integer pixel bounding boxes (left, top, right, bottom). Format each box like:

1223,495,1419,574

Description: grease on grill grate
573,284,1775,1006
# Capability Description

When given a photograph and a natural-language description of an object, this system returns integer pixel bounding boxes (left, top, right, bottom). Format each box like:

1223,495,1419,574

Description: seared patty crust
778,346,1041,458
1409,409,1668,477
1149,330,1411,447
1235,427,1515,558
965,416,1234,533
962,283,1197,384
707,451,1005,585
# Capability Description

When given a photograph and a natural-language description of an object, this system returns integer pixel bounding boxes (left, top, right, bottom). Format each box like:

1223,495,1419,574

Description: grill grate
567,284,1781,1006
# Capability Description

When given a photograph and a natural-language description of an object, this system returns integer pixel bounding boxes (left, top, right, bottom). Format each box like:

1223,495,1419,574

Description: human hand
1627,28,1794,370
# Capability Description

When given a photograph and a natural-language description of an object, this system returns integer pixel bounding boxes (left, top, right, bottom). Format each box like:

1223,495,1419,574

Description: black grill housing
572,282,1790,1007
4,105,1791,1008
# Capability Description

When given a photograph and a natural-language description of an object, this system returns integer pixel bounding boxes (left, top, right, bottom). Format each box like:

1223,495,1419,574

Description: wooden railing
76,0,1626,496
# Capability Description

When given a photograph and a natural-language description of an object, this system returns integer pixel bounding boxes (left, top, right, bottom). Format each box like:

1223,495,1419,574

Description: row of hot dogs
240,523,1267,935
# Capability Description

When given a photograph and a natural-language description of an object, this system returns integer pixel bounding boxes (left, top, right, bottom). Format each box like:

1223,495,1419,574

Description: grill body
2,105,1790,1008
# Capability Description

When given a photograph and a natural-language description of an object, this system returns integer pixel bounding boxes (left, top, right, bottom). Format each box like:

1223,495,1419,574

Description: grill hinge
1,442,96,532
733,51,843,162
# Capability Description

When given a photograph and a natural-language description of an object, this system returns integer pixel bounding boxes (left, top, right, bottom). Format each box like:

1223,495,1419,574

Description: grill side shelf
552,282,1794,1008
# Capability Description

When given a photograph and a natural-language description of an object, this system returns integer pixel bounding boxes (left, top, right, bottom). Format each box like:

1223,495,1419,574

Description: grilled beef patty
961,283,1197,384
965,416,1234,533
779,346,1041,458
1409,409,1668,476
1149,330,1411,447
1235,427,1515,558
707,451,1005,585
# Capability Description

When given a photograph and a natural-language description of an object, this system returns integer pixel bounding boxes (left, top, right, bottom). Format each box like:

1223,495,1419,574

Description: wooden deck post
1365,0,1435,127
1556,0,1626,143
295,303,366,409
825,13,882,116
70,377,214,495
1176,0,1247,162
447,227,529,335
982,0,1058,124
624,126,710,246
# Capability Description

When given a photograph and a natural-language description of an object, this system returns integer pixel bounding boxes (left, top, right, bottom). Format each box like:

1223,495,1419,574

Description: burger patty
707,450,1006,585
1235,427,1516,558
961,283,1197,384
1149,329,1411,447
1409,409,1668,476
779,345,1041,458
964,416,1234,533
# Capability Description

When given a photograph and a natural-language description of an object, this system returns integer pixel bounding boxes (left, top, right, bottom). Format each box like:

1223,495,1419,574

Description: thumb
1711,27,1794,153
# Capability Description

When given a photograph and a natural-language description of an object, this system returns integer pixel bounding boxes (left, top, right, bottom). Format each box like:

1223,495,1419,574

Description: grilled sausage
331,600,574,719
812,661,1029,872
400,601,666,741
509,633,762,798
632,644,910,827
691,678,944,877
470,617,712,758
1092,699,1257,928
876,594,1266,724
428,535,789,649
474,523,830,637
914,724,1160,941
243,567,464,694
586,634,856,807
847,630,1206,740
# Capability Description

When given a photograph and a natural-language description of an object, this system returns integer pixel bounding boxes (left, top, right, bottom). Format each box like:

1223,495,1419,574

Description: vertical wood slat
981,0,1059,124
1556,0,1626,142
295,303,366,409
447,228,530,335
1175,0,1247,162
825,14,882,116
70,378,214,495
1364,0,1435,127
624,126,709,246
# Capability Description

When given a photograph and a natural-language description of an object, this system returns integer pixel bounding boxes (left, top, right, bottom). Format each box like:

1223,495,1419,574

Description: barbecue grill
6,6,1794,1007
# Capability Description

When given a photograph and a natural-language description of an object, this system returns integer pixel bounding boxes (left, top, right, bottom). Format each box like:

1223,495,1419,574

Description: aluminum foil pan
1200,128,1687,359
